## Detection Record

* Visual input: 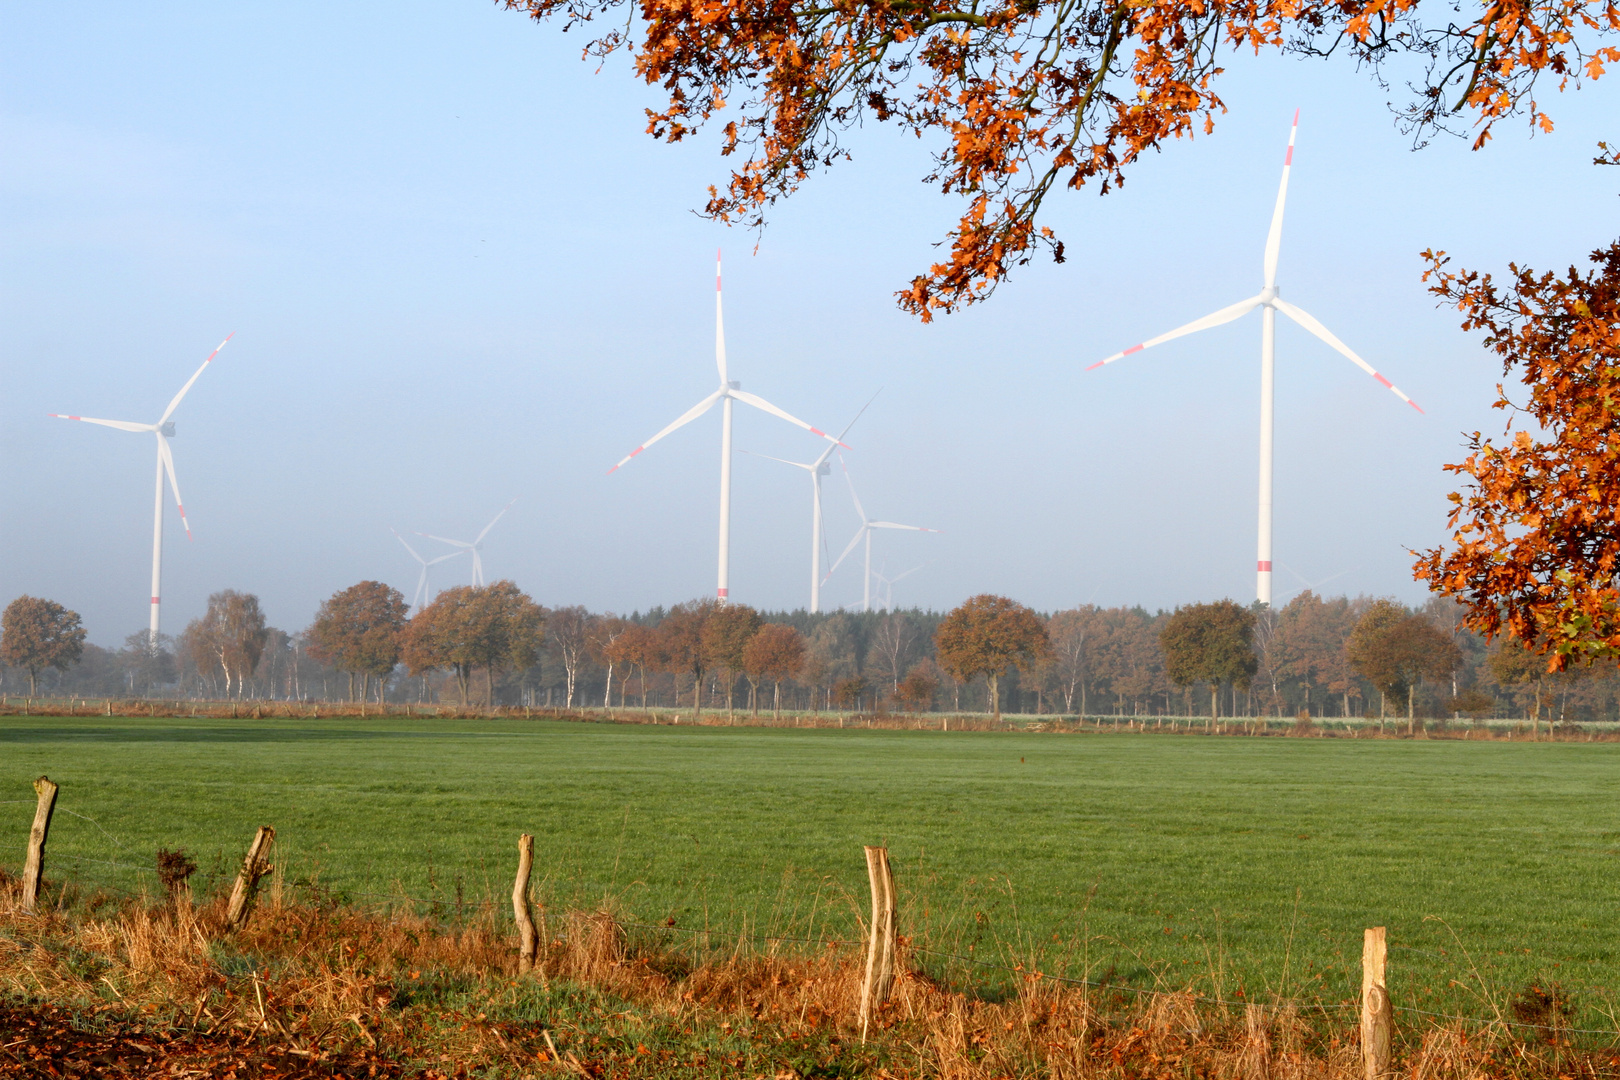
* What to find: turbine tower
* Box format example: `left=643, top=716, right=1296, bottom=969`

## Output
left=1087, top=111, right=1422, bottom=606
left=417, top=498, right=517, bottom=587
left=826, top=455, right=939, bottom=612
left=50, top=334, right=233, bottom=642
left=392, top=529, right=467, bottom=614
left=609, top=251, right=846, bottom=602
left=742, top=393, right=878, bottom=613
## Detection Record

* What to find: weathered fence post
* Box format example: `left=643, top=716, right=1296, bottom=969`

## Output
left=20, top=776, right=60, bottom=915
left=858, top=845, right=898, bottom=1039
left=1361, top=926, right=1391, bottom=1080
left=226, top=826, right=275, bottom=928
left=514, top=833, right=538, bottom=973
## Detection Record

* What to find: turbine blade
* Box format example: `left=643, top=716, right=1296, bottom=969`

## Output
left=49, top=414, right=154, bottom=433
left=870, top=521, right=938, bottom=532
left=156, top=437, right=191, bottom=540
left=159, top=332, right=233, bottom=424
left=1272, top=297, right=1424, bottom=413
left=1263, top=110, right=1299, bottom=289
left=739, top=449, right=812, bottom=469
left=608, top=388, right=725, bottom=473
left=428, top=551, right=466, bottom=566
left=838, top=453, right=868, bottom=524
left=816, top=389, right=880, bottom=465
left=392, top=528, right=427, bottom=565
left=476, top=496, right=518, bottom=543
left=732, top=389, right=851, bottom=447
left=826, top=526, right=866, bottom=580
left=715, top=249, right=728, bottom=386
left=1088, top=295, right=1263, bottom=370
left=416, top=532, right=473, bottom=548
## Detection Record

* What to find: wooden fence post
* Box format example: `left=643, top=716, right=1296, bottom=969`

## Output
left=858, top=845, right=898, bottom=1039
left=1361, top=926, right=1391, bottom=1080
left=514, top=833, right=538, bottom=973
left=20, top=776, right=60, bottom=915
left=226, top=826, right=276, bottom=928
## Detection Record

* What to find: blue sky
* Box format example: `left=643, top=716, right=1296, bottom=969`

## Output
left=2, top=3, right=1616, bottom=644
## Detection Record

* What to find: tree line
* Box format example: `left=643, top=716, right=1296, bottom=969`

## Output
left=2, top=586, right=1616, bottom=729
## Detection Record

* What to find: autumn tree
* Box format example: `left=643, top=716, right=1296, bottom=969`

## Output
left=1, top=596, right=86, bottom=695
left=403, top=582, right=545, bottom=706
left=1416, top=238, right=1620, bottom=668
left=119, top=631, right=176, bottom=696
left=306, top=581, right=408, bottom=706
left=1047, top=606, right=1099, bottom=714
left=504, top=0, right=1608, bottom=320
left=610, top=623, right=661, bottom=708
left=703, top=602, right=763, bottom=719
left=896, top=661, right=941, bottom=712
left=184, top=590, right=268, bottom=699
left=934, top=594, right=1051, bottom=722
left=659, top=599, right=717, bottom=716
left=548, top=605, right=590, bottom=709
left=742, top=622, right=806, bottom=718
left=1159, top=600, right=1257, bottom=722
left=1347, top=599, right=1462, bottom=731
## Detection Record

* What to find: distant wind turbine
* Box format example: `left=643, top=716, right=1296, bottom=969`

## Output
left=392, top=529, right=467, bottom=614
left=825, top=455, right=939, bottom=613
left=50, top=334, right=233, bottom=642
left=608, top=251, right=846, bottom=602
left=742, top=392, right=879, bottom=613
left=872, top=564, right=924, bottom=614
left=1086, top=110, right=1422, bottom=606
left=417, top=498, right=517, bottom=587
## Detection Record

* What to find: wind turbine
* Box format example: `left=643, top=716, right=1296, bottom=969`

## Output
left=741, top=393, right=879, bottom=613
left=392, top=529, right=467, bottom=614
left=825, top=455, right=939, bottom=612
left=1087, top=110, right=1422, bottom=606
left=416, top=498, right=517, bottom=587
left=872, top=564, right=924, bottom=613
left=50, top=334, right=233, bottom=643
left=608, top=251, right=846, bottom=602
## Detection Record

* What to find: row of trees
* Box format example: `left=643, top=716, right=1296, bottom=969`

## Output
left=4, top=587, right=1617, bottom=728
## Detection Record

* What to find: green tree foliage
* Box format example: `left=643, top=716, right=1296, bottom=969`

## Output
left=1, top=596, right=87, bottom=695
left=1347, top=599, right=1462, bottom=731
left=934, top=594, right=1051, bottom=722
left=1158, top=600, right=1258, bottom=721
left=403, top=582, right=546, bottom=706
left=307, top=581, right=409, bottom=706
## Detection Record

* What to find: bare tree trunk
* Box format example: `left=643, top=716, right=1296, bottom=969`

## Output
left=989, top=673, right=1000, bottom=723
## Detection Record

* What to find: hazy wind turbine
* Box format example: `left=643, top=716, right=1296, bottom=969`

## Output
left=741, top=393, right=878, bottom=613
left=392, top=529, right=467, bottom=614
left=608, top=251, right=847, bottom=602
left=417, top=498, right=517, bottom=587
left=873, top=564, right=923, bottom=613
left=826, top=455, right=939, bottom=612
left=50, top=334, right=233, bottom=642
left=1087, top=111, right=1422, bottom=606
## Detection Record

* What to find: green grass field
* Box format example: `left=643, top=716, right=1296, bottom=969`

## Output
left=2, top=715, right=1617, bottom=1026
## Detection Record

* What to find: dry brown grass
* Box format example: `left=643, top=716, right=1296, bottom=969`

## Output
left=2, top=881, right=1617, bottom=1079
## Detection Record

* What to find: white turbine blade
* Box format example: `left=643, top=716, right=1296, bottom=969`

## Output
left=715, top=249, right=728, bottom=386
left=739, top=449, right=813, bottom=470
left=156, top=437, right=192, bottom=540
left=393, top=528, right=428, bottom=565
left=1088, top=295, right=1264, bottom=370
left=427, top=551, right=466, bottom=567
left=871, top=521, right=939, bottom=533
left=838, top=453, right=868, bottom=524
left=826, top=526, right=867, bottom=580
left=159, top=332, right=233, bottom=424
left=732, top=389, right=850, bottom=447
left=1272, top=297, right=1424, bottom=413
left=891, top=565, right=924, bottom=584
left=608, top=388, right=725, bottom=473
left=49, top=414, right=154, bottom=433
left=416, top=532, right=473, bottom=549
left=476, top=497, right=518, bottom=544
left=815, top=390, right=881, bottom=467
left=1263, top=110, right=1299, bottom=290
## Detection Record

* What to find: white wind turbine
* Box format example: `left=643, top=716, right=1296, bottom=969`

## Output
left=825, top=455, right=939, bottom=613
left=392, top=529, right=468, bottom=614
left=417, top=498, right=517, bottom=587
left=609, top=251, right=846, bottom=602
left=741, top=393, right=879, bottom=613
left=1087, top=111, right=1423, bottom=606
left=873, top=564, right=924, bottom=613
left=50, top=334, right=233, bottom=643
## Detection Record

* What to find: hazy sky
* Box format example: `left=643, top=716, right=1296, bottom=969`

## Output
left=3, top=4, right=1616, bottom=645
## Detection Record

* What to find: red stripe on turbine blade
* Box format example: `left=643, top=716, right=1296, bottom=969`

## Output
left=1285, top=146, right=1293, bottom=166
left=629, top=446, right=644, bottom=457
left=1292, top=108, right=1299, bottom=124
left=1373, top=373, right=1392, bottom=388
left=1085, top=361, right=1106, bottom=371
left=1257, top=561, right=1272, bottom=572
left=1123, top=344, right=1145, bottom=355
left=1409, top=400, right=1426, bottom=414
left=809, top=427, right=827, bottom=437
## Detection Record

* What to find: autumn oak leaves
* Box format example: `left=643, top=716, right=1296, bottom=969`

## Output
left=504, top=0, right=1616, bottom=319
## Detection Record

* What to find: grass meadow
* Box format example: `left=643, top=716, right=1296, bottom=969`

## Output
left=2, top=714, right=1617, bottom=1027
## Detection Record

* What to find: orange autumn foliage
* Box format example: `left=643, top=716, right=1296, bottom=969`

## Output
left=504, top=0, right=1619, bottom=319
left=1414, top=239, right=1620, bottom=669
